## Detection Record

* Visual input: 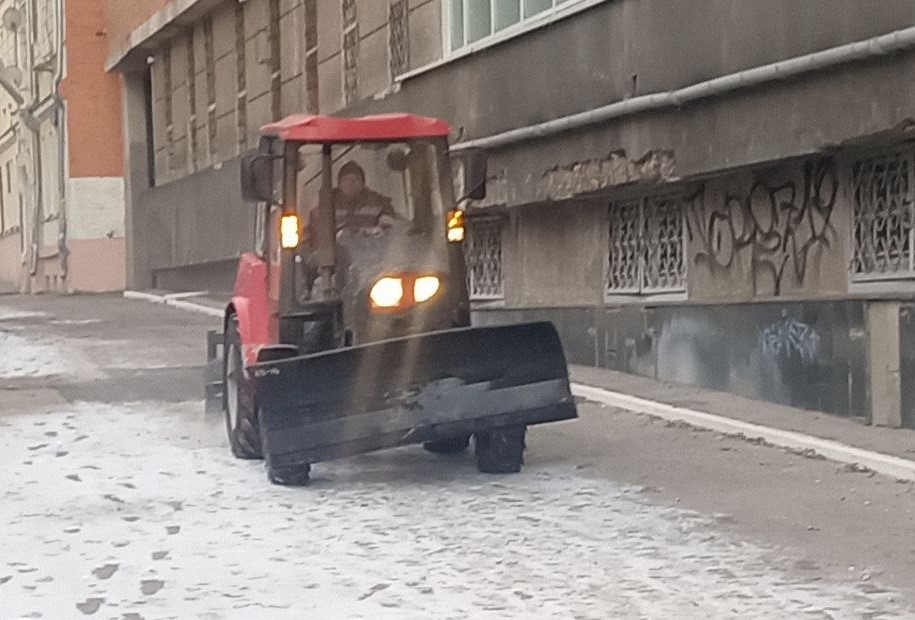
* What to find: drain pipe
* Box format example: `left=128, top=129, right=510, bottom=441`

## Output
left=51, top=0, right=67, bottom=278
left=451, top=25, right=915, bottom=153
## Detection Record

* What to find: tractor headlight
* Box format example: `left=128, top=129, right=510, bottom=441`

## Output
left=370, top=277, right=404, bottom=308
left=280, top=213, right=299, bottom=249
left=414, top=276, right=441, bottom=303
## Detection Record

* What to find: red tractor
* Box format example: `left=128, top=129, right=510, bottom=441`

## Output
left=207, top=113, right=576, bottom=485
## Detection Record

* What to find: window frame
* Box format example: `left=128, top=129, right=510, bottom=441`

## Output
left=433, top=0, right=608, bottom=72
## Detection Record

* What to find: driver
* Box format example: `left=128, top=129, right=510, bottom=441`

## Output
left=333, top=161, right=395, bottom=235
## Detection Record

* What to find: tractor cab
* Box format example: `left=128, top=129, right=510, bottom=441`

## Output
left=240, top=114, right=470, bottom=349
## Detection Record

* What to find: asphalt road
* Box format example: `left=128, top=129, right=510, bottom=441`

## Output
left=1, top=294, right=914, bottom=619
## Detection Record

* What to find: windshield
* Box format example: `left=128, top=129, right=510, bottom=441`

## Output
left=297, top=140, right=450, bottom=237
left=294, top=139, right=454, bottom=305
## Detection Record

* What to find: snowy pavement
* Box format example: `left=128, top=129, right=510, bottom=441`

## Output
left=1, top=299, right=914, bottom=619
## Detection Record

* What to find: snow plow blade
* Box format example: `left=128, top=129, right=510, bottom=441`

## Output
left=254, top=321, right=577, bottom=468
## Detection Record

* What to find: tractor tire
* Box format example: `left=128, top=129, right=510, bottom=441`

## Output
left=223, top=315, right=263, bottom=460
left=475, top=425, right=526, bottom=474
left=266, top=460, right=311, bottom=486
left=423, top=435, right=471, bottom=454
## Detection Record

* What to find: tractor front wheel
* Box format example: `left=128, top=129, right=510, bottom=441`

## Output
left=475, top=425, right=526, bottom=473
left=224, top=315, right=263, bottom=460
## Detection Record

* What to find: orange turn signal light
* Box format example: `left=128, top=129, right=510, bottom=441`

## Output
left=447, top=209, right=465, bottom=243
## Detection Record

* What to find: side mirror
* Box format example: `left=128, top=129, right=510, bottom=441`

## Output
left=240, top=154, right=276, bottom=203
left=453, top=149, right=487, bottom=202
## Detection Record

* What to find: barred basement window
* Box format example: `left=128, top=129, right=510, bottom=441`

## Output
left=852, top=149, right=915, bottom=280
left=606, top=194, right=686, bottom=295
left=304, top=0, right=319, bottom=113
left=235, top=2, right=248, bottom=151
left=465, top=216, right=504, bottom=300
left=389, top=0, right=409, bottom=80
left=204, top=17, right=217, bottom=162
left=342, top=0, right=359, bottom=105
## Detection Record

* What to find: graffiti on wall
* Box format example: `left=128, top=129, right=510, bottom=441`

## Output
left=759, top=315, right=821, bottom=363
left=686, top=159, right=838, bottom=296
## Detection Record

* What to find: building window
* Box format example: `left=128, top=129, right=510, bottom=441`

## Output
left=852, top=149, right=915, bottom=280
left=465, top=215, right=504, bottom=300
left=342, top=0, right=359, bottom=105
left=446, top=0, right=584, bottom=52
left=268, top=0, right=282, bottom=120
left=162, top=48, right=174, bottom=173
left=185, top=34, right=198, bottom=172
left=607, top=194, right=686, bottom=295
left=203, top=17, right=217, bottom=163
left=389, top=0, right=409, bottom=79
left=304, top=0, right=319, bottom=113
left=235, top=2, right=248, bottom=151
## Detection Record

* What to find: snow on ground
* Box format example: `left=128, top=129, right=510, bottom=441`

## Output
left=1, top=402, right=909, bottom=620
left=0, top=307, right=47, bottom=322
left=0, top=331, right=80, bottom=380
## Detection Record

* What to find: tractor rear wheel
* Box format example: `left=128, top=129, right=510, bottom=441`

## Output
left=224, top=315, right=263, bottom=460
left=423, top=435, right=471, bottom=454
left=475, top=426, right=526, bottom=473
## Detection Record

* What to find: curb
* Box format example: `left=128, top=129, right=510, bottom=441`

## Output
left=123, top=290, right=224, bottom=318
left=572, top=383, right=915, bottom=483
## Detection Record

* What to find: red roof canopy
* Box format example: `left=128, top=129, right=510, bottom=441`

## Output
left=260, top=113, right=451, bottom=143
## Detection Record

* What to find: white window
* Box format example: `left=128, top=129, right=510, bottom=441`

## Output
left=446, top=0, right=585, bottom=53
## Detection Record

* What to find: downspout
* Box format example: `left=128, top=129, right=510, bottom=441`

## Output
left=24, top=0, right=42, bottom=277
left=52, top=0, right=66, bottom=277
left=451, top=25, right=915, bottom=153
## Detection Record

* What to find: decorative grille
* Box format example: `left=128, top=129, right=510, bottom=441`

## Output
left=852, top=150, right=915, bottom=279
left=389, top=0, right=409, bottom=79
left=607, top=194, right=686, bottom=295
left=465, top=216, right=504, bottom=300
left=342, top=0, right=359, bottom=104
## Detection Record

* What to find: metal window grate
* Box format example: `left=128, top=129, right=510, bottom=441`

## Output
left=342, top=0, right=359, bottom=104
left=465, top=216, right=504, bottom=300
left=389, top=0, right=409, bottom=80
left=852, top=149, right=915, bottom=280
left=607, top=194, right=686, bottom=295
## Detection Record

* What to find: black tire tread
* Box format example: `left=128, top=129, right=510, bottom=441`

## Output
left=475, top=426, right=526, bottom=474
left=224, top=315, right=263, bottom=460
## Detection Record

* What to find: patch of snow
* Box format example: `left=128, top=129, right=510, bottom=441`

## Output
left=0, top=331, right=103, bottom=380
left=1, top=401, right=909, bottom=620
left=0, top=307, right=48, bottom=322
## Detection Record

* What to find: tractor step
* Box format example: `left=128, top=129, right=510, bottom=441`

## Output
left=204, top=330, right=224, bottom=415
